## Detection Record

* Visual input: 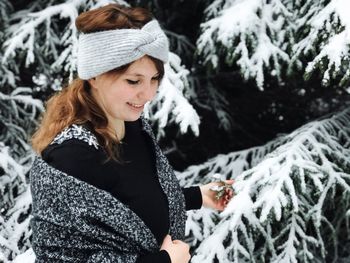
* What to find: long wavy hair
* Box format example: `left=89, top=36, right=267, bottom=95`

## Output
left=31, top=4, right=165, bottom=162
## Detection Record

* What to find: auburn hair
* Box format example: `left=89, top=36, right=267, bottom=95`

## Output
left=31, top=4, right=165, bottom=162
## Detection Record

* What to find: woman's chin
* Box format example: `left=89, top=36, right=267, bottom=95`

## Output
left=124, top=113, right=142, bottom=122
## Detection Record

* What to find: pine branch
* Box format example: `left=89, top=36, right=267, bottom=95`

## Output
left=197, top=0, right=350, bottom=89
left=180, top=107, right=350, bottom=262
left=144, top=52, right=200, bottom=138
left=197, top=0, right=292, bottom=90
left=293, top=0, right=350, bottom=87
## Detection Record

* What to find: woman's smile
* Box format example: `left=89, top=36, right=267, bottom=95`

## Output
left=127, top=102, right=145, bottom=110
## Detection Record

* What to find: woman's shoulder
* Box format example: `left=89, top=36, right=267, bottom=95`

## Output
left=42, top=124, right=103, bottom=166
left=41, top=128, right=106, bottom=182
left=43, top=137, right=98, bottom=158
left=50, top=123, right=99, bottom=149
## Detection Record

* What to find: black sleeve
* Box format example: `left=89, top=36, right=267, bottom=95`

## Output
left=182, top=186, right=202, bottom=210
left=136, top=250, right=171, bottom=263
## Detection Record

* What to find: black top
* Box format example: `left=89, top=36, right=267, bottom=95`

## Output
left=41, top=119, right=202, bottom=263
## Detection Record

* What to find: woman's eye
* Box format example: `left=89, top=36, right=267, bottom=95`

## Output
left=126, top=79, right=140, bottom=85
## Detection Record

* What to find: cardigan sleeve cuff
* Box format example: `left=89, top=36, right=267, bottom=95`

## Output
left=135, top=250, right=171, bottom=263
left=182, top=186, right=203, bottom=210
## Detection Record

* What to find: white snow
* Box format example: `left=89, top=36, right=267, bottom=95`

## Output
left=198, top=0, right=350, bottom=90
left=179, top=108, right=350, bottom=262
left=294, top=0, right=350, bottom=86
left=197, top=0, right=292, bottom=90
left=145, top=52, right=200, bottom=137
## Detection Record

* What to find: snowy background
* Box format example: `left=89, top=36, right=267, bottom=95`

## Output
left=1, top=0, right=350, bottom=262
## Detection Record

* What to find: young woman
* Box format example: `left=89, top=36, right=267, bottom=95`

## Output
left=29, top=4, right=234, bottom=263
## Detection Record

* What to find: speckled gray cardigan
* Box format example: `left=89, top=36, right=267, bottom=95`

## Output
left=29, top=117, right=187, bottom=262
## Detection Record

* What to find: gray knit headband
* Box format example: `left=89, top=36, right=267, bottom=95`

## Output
left=77, top=20, right=169, bottom=80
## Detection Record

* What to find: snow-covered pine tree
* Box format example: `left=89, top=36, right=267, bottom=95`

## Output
left=197, top=0, right=293, bottom=90
left=177, top=130, right=287, bottom=248
left=292, top=0, right=350, bottom=88
left=2, top=0, right=350, bottom=262
left=0, top=1, right=43, bottom=261
left=197, top=0, right=350, bottom=91
left=178, top=107, right=350, bottom=262
left=144, top=52, right=200, bottom=139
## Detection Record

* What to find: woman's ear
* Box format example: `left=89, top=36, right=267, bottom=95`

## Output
left=88, top=77, right=97, bottom=89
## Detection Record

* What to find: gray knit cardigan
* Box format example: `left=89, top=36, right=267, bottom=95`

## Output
left=29, top=117, right=187, bottom=262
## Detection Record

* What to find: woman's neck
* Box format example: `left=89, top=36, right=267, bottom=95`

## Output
left=109, top=118, right=125, bottom=142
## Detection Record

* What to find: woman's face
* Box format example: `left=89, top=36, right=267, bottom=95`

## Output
left=89, top=56, right=161, bottom=123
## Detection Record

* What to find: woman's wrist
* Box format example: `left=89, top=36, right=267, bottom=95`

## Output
left=182, top=186, right=203, bottom=210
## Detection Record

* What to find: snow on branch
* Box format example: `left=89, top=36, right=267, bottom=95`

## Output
left=0, top=88, right=44, bottom=120
left=0, top=188, right=32, bottom=262
left=0, top=144, right=26, bottom=191
left=179, top=107, right=350, bottom=262
left=0, top=142, right=37, bottom=262
left=293, top=0, right=350, bottom=87
left=197, top=0, right=350, bottom=89
left=0, top=87, right=43, bottom=151
left=0, top=0, right=12, bottom=27
left=1, top=0, right=126, bottom=78
left=177, top=131, right=286, bottom=246
left=11, top=248, right=35, bottom=263
left=2, top=0, right=85, bottom=74
left=0, top=143, right=30, bottom=261
left=197, top=0, right=291, bottom=90
left=177, top=134, right=286, bottom=187
left=144, top=52, right=200, bottom=138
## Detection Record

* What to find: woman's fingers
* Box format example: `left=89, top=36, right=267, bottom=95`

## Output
left=221, top=186, right=234, bottom=209
left=226, top=188, right=234, bottom=197
left=205, top=179, right=235, bottom=211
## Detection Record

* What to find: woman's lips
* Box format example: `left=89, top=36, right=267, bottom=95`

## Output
left=127, top=102, right=144, bottom=109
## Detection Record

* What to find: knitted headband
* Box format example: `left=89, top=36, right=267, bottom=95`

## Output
left=77, top=20, right=169, bottom=80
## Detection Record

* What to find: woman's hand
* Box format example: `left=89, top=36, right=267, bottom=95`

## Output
left=199, top=179, right=234, bottom=212
left=160, top=235, right=190, bottom=263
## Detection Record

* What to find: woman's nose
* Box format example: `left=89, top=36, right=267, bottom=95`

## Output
left=140, top=82, right=157, bottom=101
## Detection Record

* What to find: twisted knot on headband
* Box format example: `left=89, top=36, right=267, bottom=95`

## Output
left=77, top=20, right=169, bottom=80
